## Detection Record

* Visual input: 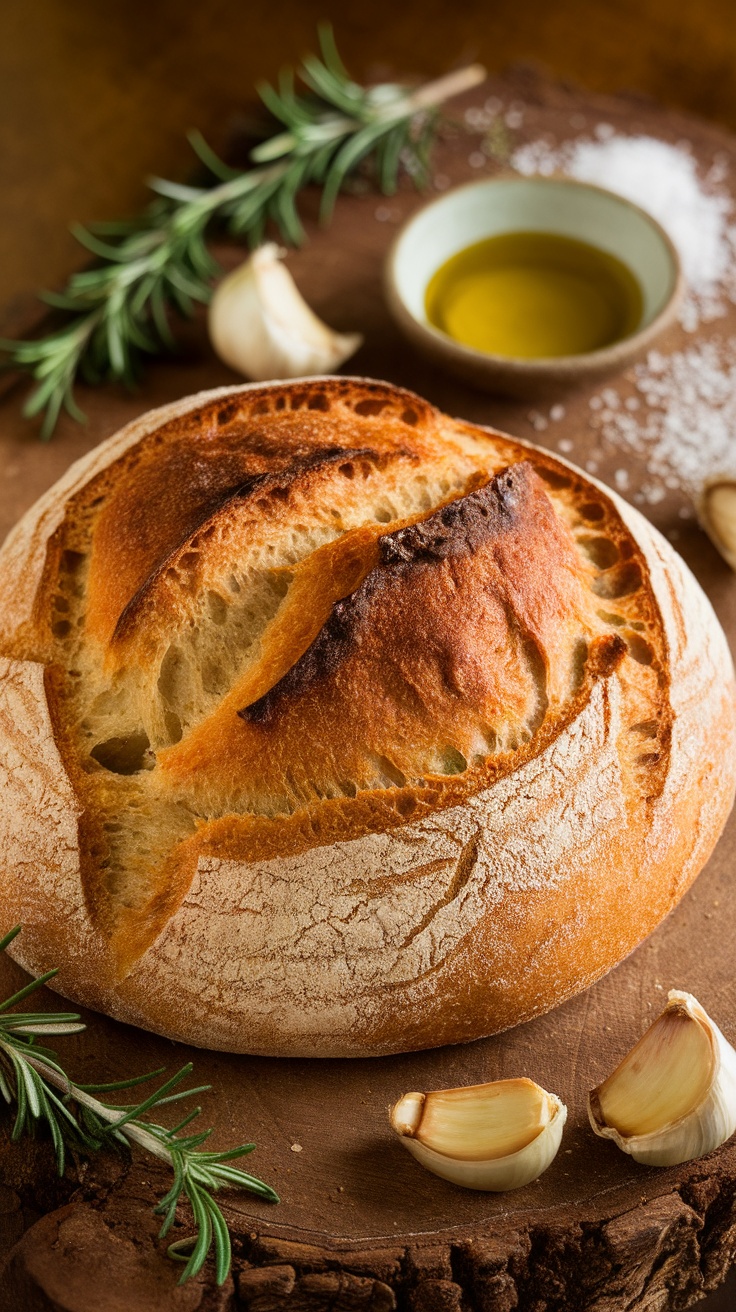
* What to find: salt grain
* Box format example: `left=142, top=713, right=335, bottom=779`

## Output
left=512, top=133, right=736, bottom=330
left=528, top=410, right=548, bottom=431
left=464, top=107, right=488, bottom=128
left=589, top=338, right=736, bottom=498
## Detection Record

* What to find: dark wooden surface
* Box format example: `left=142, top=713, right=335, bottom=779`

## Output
left=3, top=51, right=736, bottom=1312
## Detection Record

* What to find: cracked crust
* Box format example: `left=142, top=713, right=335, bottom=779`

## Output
left=0, top=377, right=734, bottom=1056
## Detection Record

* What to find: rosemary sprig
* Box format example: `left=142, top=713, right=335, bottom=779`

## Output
left=0, top=28, right=484, bottom=438
left=0, top=925, right=278, bottom=1285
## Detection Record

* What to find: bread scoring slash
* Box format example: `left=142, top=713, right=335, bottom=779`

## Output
left=0, top=377, right=733, bottom=1056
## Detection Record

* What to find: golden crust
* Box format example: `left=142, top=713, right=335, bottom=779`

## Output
left=159, top=463, right=602, bottom=808
left=0, top=377, right=734, bottom=1057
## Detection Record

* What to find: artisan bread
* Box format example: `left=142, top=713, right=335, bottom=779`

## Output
left=0, top=377, right=734, bottom=1057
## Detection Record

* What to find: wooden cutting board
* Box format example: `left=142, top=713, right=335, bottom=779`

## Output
left=1, top=69, right=736, bottom=1312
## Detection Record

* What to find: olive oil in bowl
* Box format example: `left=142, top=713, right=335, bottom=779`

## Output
left=425, top=231, right=643, bottom=360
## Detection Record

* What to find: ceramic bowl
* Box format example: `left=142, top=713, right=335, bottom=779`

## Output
left=385, top=176, right=683, bottom=397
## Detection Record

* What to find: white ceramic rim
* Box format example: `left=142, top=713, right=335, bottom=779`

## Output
left=385, top=175, right=683, bottom=372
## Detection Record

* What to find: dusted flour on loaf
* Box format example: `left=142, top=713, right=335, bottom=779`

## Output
left=0, top=378, right=733, bottom=1056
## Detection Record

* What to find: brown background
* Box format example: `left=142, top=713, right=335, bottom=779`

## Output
left=4, top=0, right=736, bottom=318
left=3, top=3, right=736, bottom=1309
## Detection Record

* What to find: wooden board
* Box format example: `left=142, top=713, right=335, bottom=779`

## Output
left=2, top=70, right=736, bottom=1311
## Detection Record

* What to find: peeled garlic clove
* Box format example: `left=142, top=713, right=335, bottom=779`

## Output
left=589, top=991, right=736, bottom=1167
left=208, top=243, right=363, bottom=381
left=698, top=480, right=736, bottom=572
left=390, top=1077, right=567, bottom=1191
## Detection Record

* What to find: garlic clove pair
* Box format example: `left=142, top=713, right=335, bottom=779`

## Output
left=589, top=991, right=736, bottom=1167
left=698, top=480, right=736, bottom=572
left=390, top=1077, right=567, bottom=1191
left=208, top=243, right=363, bottom=382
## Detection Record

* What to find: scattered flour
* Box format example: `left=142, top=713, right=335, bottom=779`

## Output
left=512, top=133, right=736, bottom=331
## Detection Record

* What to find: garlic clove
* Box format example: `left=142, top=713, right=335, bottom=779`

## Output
left=698, top=480, right=736, bottom=572
left=208, top=243, right=363, bottom=381
left=589, top=991, right=736, bottom=1167
left=390, top=1077, right=567, bottom=1191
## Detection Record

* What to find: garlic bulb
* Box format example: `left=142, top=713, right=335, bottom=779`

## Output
left=208, top=243, right=362, bottom=381
left=589, top=991, right=736, bottom=1167
left=698, top=480, right=736, bottom=572
left=390, top=1077, right=567, bottom=1191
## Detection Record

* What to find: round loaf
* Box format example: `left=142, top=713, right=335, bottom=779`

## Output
left=0, top=377, right=734, bottom=1057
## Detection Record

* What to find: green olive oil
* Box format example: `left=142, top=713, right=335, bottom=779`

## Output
left=425, top=231, right=643, bottom=359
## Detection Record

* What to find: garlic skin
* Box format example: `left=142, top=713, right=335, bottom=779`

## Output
left=208, top=243, right=362, bottom=382
left=589, top=991, right=736, bottom=1167
left=390, top=1077, right=567, bottom=1192
left=698, top=480, right=736, bottom=572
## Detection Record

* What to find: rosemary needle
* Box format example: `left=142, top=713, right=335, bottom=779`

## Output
left=0, top=27, right=485, bottom=438
left=0, top=924, right=278, bottom=1286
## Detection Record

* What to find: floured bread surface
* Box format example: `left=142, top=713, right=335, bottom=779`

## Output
left=0, top=377, right=734, bottom=1056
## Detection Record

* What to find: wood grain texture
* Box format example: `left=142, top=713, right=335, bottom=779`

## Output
left=2, top=68, right=736, bottom=1310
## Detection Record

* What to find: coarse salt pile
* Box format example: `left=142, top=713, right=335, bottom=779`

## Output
left=512, top=131, right=736, bottom=332
left=587, top=340, right=736, bottom=503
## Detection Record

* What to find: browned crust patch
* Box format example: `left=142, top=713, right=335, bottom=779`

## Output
left=0, top=378, right=678, bottom=994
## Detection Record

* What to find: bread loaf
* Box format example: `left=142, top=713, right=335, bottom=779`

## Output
left=0, top=377, right=733, bottom=1057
